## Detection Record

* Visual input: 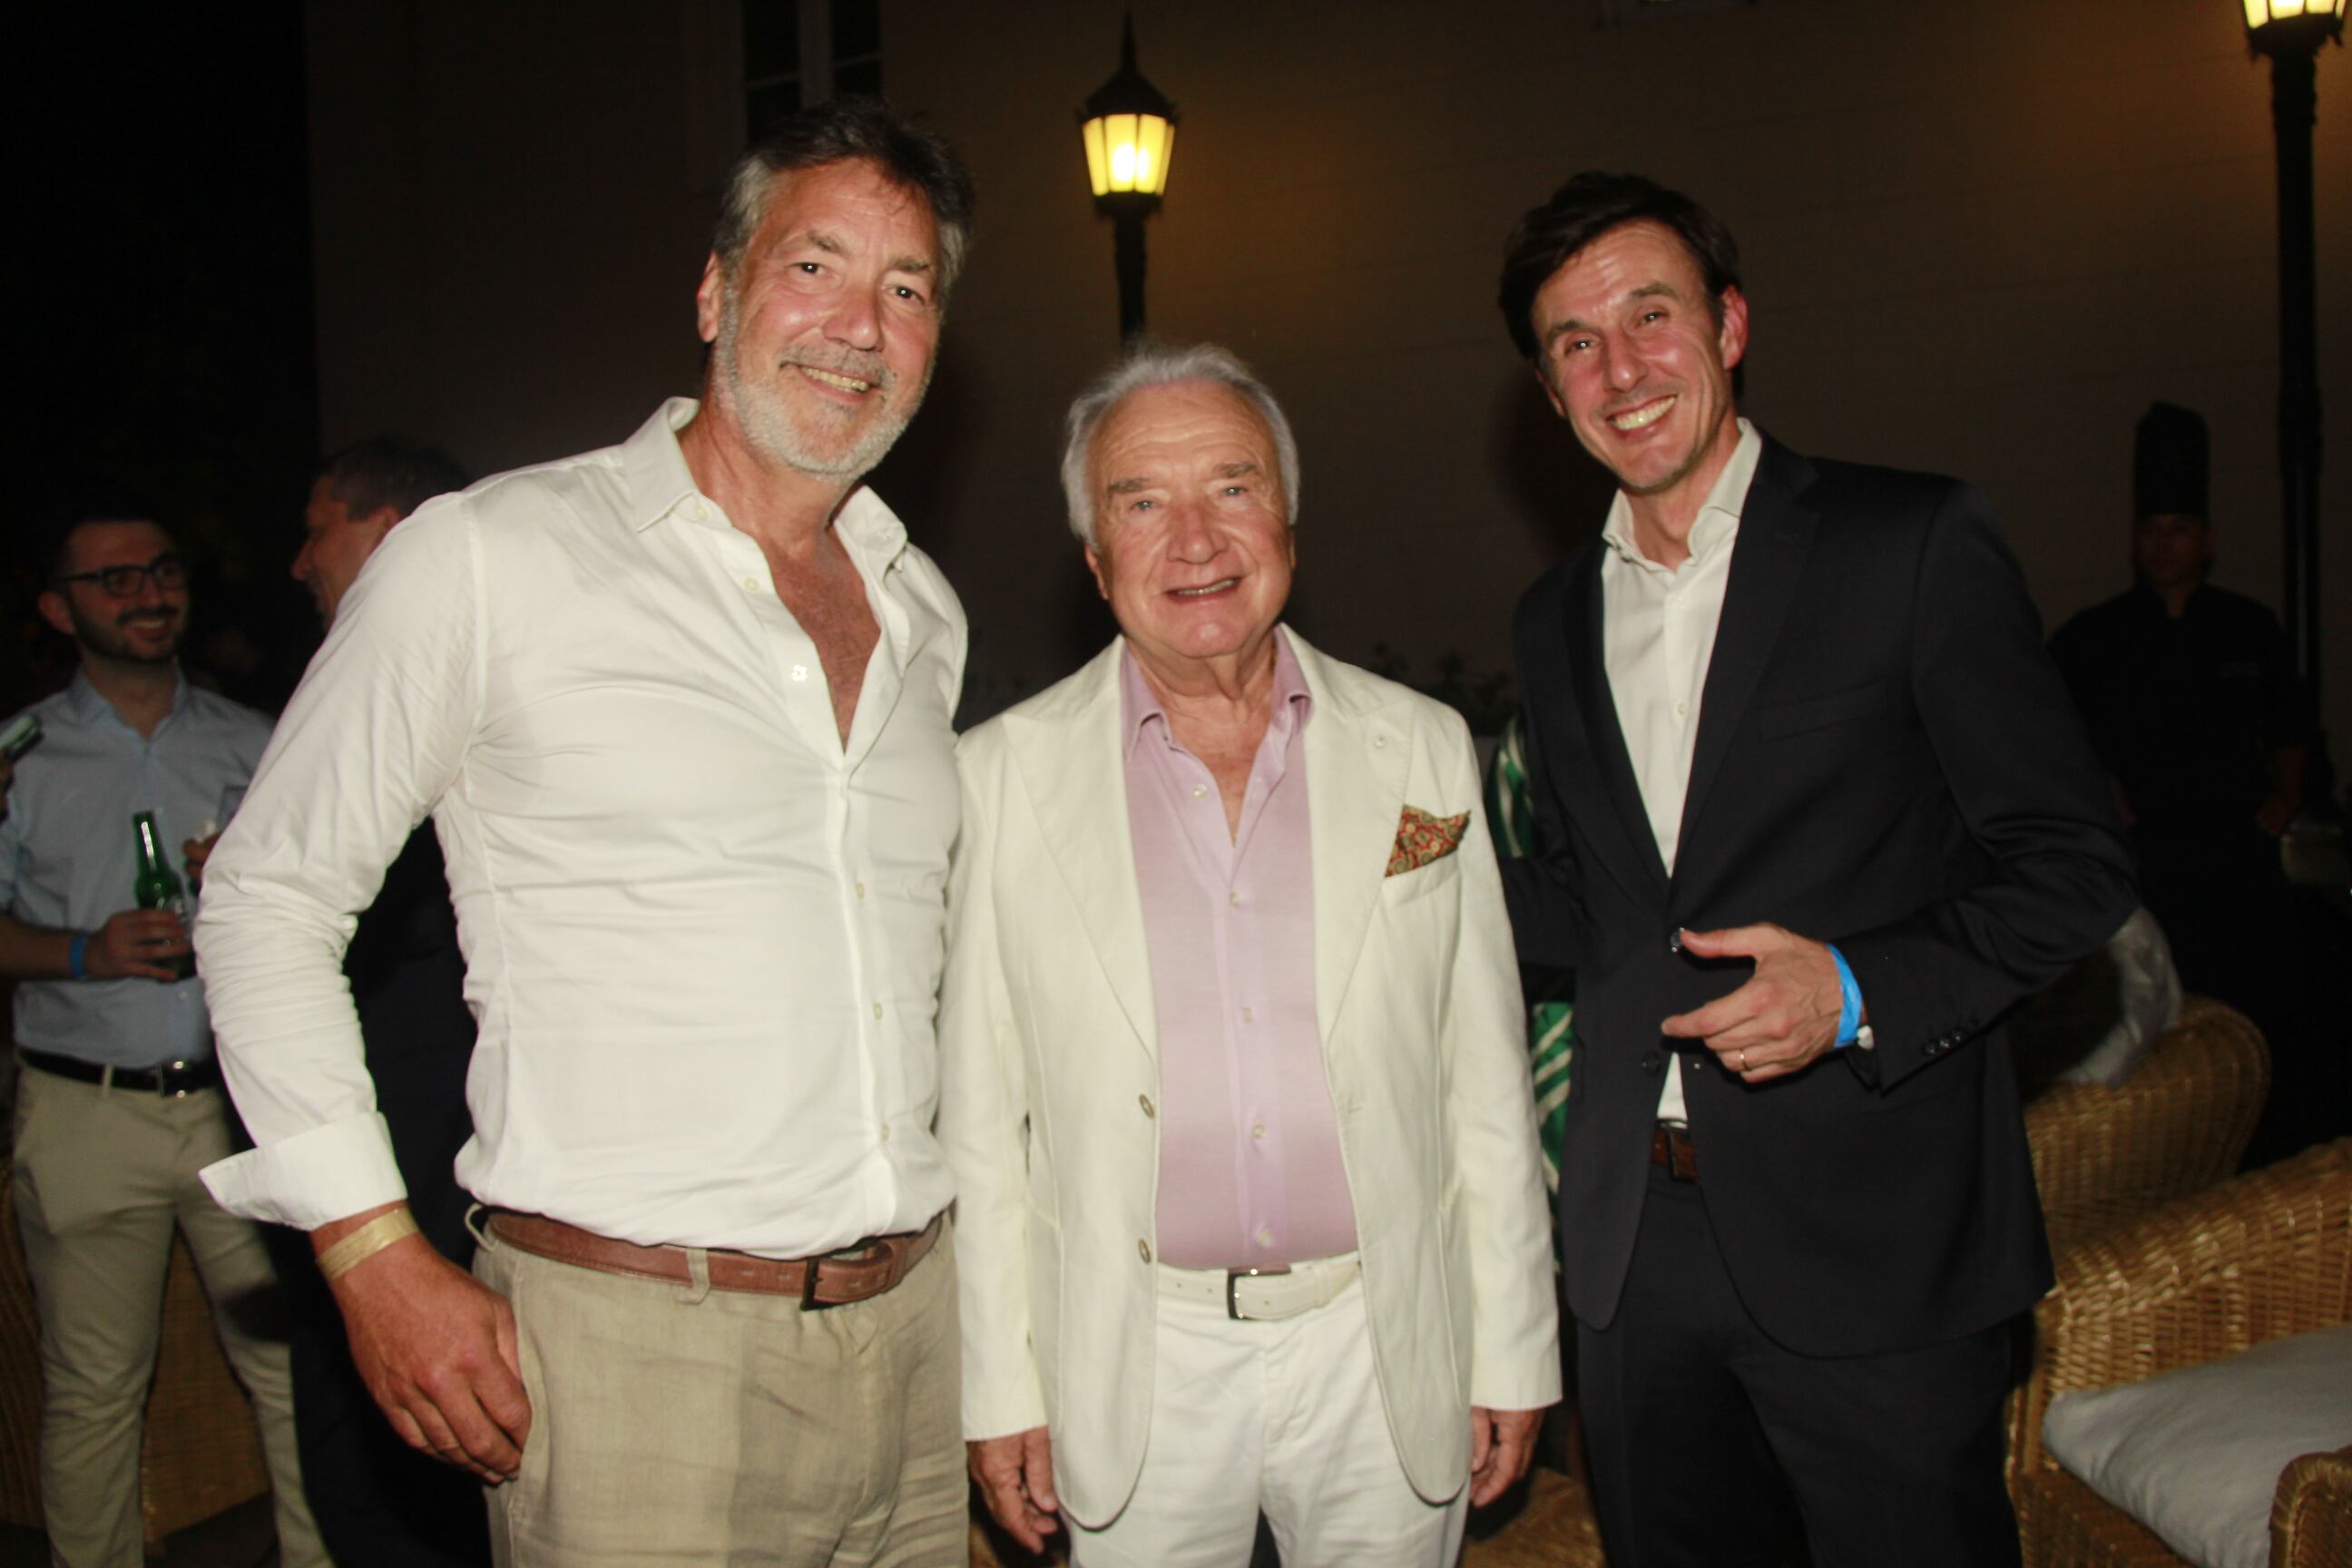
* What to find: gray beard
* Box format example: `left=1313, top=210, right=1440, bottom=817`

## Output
left=714, top=282, right=928, bottom=481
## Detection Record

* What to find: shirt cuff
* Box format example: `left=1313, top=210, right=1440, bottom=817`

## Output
left=1827, top=944, right=1866, bottom=1049
left=199, top=1112, right=409, bottom=1230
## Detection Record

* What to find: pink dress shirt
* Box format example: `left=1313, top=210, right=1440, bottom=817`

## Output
left=1121, top=632, right=1359, bottom=1269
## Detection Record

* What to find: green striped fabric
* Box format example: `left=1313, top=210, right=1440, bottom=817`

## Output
left=1484, top=713, right=1574, bottom=1196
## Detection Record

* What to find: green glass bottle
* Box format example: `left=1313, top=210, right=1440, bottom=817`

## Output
left=131, top=812, right=195, bottom=980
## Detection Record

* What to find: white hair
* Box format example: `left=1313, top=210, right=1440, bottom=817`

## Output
left=1058, top=341, right=1301, bottom=546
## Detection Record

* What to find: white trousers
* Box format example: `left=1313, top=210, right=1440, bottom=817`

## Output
left=1071, top=1272, right=1466, bottom=1568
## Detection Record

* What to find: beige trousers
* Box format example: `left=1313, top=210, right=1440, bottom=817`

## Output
left=10, top=1065, right=325, bottom=1568
left=475, top=1220, right=964, bottom=1567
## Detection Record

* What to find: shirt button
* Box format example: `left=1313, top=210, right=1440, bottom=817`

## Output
left=1241, top=1006, right=1255, bottom=1024
left=791, top=664, right=809, bottom=682
left=1192, top=785, right=1208, bottom=799
left=1254, top=1226, right=1274, bottom=1249
left=878, top=1122, right=891, bottom=1142
left=1372, top=735, right=1387, bottom=750
left=741, top=574, right=760, bottom=591
left=1137, top=1240, right=1152, bottom=1264
left=1138, top=1093, right=1156, bottom=1119
left=1228, top=892, right=1241, bottom=907
left=1674, top=701, right=1689, bottom=718
left=855, top=881, right=867, bottom=900
left=872, top=1003, right=884, bottom=1020
left=1250, top=1122, right=1267, bottom=1142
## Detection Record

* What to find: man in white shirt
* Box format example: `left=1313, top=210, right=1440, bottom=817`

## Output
left=1493, top=173, right=2134, bottom=1566
left=195, top=97, right=978, bottom=1566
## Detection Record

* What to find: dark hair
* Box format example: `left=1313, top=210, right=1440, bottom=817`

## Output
left=1496, top=172, right=1742, bottom=361
left=711, top=95, right=977, bottom=298
left=318, top=436, right=472, bottom=522
left=44, top=500, right=171, bottom=583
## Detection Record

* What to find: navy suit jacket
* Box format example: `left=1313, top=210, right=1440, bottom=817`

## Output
left=1505, top=437, right=2135, bottom=1357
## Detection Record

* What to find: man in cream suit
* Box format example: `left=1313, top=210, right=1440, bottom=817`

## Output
left=939, top=343, right=1559, bottom=1568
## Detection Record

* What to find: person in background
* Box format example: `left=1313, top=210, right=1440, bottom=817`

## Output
left=0, top=509, right=324, bottom=1568
left=943, top=342, right=1558, bottom=1568
left=274, top=436, right=491, bottom=1567
left=193, top=96, right=978, bottom=1566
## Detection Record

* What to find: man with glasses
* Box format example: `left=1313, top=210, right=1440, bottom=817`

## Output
left=0, top=513, right=324, bottom=1567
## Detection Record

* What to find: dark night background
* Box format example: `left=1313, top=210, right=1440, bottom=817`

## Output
left=15, top=11, right=320, bottom=716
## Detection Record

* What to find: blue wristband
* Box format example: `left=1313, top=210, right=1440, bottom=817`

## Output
left=66, top=931, right=90, bottom=982
left=1827, top=944, right=1862, bottom=1047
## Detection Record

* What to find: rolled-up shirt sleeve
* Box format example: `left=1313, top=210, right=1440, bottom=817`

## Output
left=197, top=497, right=484, bottom=1230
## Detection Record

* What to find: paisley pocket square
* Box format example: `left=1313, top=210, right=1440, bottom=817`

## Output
left=1387, top=806, right=1471, bottom=877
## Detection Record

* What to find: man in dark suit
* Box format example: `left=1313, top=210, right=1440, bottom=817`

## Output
left=1493, top=173, right=2136, bottom=1568
left=274, top=437, right=488, bottom=1566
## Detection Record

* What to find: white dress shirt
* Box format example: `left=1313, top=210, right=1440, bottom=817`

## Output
left=1600, top=418, right=1762, bottom=1122
left=198, top=399, right=967, bottom=1257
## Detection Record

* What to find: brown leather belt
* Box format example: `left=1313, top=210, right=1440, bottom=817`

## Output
left=485, top=1210, right=940, bottom=1310
left=1651, top=1122, right=1699, bottom=1183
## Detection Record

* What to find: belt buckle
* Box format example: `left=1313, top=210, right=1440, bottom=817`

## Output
left=1225, top=1264, right=1291, bottom=1321
left=799, top=1235, right=886, bottom=1312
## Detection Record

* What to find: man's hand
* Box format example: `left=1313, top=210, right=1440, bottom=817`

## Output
left=318, top=1203, right=532, bottom=1483
left=181, top=830, right=221, bottom=890
left=1663, top=924, right=1847, bottom=1083
left=1469, top=1406, right=1544, bottom=1507
left=86, top=908, right=191, bottom=982
left=968, top=1426, right=1060, bottom=1553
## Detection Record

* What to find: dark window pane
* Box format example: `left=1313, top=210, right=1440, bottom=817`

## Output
left=831, top=0, right=880, bottom=61
left=744, top=2, right=801, bottom=77
left=747, top=78, right=804, bottom=140
left=833, top=56, right=881, bottom=97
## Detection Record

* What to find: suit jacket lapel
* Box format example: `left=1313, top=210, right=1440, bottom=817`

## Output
left=1002, top=643, right=1160, bottom=1060
left=1674, top=440, right=1819, bottom=876
left=1555, top=545, right=1671, bottom=897
left=1291, top=633, right=1412, bottom=1050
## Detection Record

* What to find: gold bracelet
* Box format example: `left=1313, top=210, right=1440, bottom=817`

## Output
left=318, top=1209, right=421, bottom=1282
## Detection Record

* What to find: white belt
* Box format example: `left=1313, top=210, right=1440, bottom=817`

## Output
left=1156, top=1251, right=1362, bottom=1321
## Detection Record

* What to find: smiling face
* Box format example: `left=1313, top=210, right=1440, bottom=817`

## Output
left=696, top=157, right=943, bottom=480
left=1083, top=380, right=1296, bottom=678
left=1530, top=219, right=1749, bottom=531
left=40, top=519, right=188, bottom=669
left=292, top=476, right=397, bottom=626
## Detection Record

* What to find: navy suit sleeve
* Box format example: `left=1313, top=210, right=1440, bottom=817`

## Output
left=1836, top=485, right=2136, bottom=1089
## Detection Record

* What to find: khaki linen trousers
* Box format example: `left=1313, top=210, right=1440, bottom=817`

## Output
left=475, top=1220, right=963, bottom=1567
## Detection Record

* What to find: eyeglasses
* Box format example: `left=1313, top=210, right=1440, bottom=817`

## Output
left=53, top=554, right=189, bottom=598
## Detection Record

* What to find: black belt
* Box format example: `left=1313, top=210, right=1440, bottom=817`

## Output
left=20, top=1049, right=220, bottom=1098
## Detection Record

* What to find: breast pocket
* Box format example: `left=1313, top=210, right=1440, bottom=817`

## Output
left=1382, top=852, right=1464, bottom=908
left=1757, top=681, right=1886, bottom=742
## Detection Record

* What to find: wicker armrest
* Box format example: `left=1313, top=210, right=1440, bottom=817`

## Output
left=2274, top=1446, right=2352, bottom=1568
left=2009, top=1140, right=2352, bottom=1481
left=2025, top=996, right=2269, bottom=1240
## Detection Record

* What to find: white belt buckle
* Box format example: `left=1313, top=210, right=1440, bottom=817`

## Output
left=1226, top=1264, right=1293, bottom=1320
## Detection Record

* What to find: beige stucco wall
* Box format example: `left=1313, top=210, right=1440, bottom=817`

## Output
left=308, top=0, right=2352, bottom=748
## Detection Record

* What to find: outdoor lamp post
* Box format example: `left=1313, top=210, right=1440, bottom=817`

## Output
left=2240, top=0, right=2345, bottom=709
left=1080, top=15, right=1178, bottom=342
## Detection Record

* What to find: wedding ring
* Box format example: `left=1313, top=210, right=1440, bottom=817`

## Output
left=1738, top=1048, right=1749, bottom=1071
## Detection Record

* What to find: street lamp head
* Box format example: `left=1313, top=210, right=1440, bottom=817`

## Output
left=1080, top=15, right=1179, bottom=211
left=2242, top=0, right=2347, bottom=57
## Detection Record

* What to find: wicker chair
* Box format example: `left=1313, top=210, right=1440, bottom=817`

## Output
left=0, top=1168, right=273, bottom=1545
left=2009, top=1140, right=2352, bottom=1568
left=2023, top=995, right=2269, bottom=1251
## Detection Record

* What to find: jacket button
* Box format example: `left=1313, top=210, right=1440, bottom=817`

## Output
left=1667, top=928, right=1684, bottom=954
left=1640, top=1050, right=1662, bottom=1075
left=1689, top=1054, right=1706, bottom=1072
left=1137, top=1240, right=1152, bottom=1264
left=1138, top=1093, right=1156, bottom=1118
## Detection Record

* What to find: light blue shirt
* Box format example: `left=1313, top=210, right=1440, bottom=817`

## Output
left=1, top=671, right=271, bottom=1068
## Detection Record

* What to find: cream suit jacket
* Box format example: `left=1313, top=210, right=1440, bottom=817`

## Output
left=938, top=631, right=1560, bottom=1529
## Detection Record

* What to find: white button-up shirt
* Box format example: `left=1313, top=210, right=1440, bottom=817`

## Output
left=198, top=399, right=966, bottom=1258
left=1598, top=417, right=1762, bottom=1122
